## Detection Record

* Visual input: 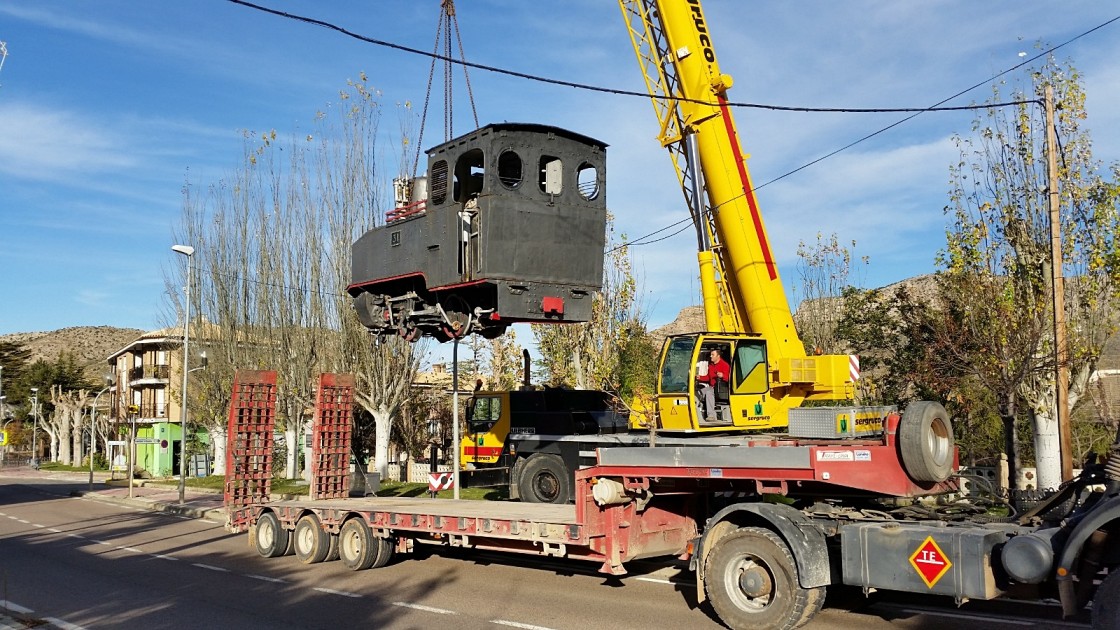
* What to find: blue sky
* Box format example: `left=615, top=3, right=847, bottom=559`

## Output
left=2, top=1, right=1118, bottom=347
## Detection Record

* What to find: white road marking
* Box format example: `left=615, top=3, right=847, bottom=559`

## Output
left=192, top=563, right=230, bottom=573
left=45, top=616, right=87, bottom=630
left=15, top=519, right=28, bottom=524
left=6, top=516, right=17, bottom=520
left=67, top=533, right=84, bottom=539
left=897, top=608, right=1037, bottom=626
left=247, top=574, right=286, bottom=584
left=152, top=554, right=178, bottom=561
left=116, top=546, right=142, bottom=553
left=32, top=523, right=45, bottom=528
left=313, top=587, right=362, bottom=598
left=491, top=621, right=558, bottom=630
left=392, top=601, right=457, bottom=615
left=634, top=577, right=673, bottom=584
left=48, top=528, right=62, bottom=533
left=92, top=540, right=111, bottom=546
left=0, top=600, right=32, bottom=613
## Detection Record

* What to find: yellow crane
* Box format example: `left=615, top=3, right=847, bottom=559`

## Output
left=620, top=0, right=854, bottom=432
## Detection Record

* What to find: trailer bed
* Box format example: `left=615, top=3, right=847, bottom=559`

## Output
left=266, top=496, right=578, bottom=524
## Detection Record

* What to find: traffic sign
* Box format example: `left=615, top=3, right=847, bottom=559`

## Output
left=0, top=430, right=7, bottom=446
left=428, top=472, right=454, bottom=493
left=909, top=535, right=952, bottom=588
left=135, top=438, right=159, bottom=444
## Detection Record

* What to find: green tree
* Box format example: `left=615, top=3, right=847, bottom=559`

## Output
left=938, top=55, right=1120, bottom=489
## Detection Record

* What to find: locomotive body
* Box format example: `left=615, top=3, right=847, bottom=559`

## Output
left=349, top=123, right=607, bottom=341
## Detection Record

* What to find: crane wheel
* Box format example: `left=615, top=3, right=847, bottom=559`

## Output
left=517, top=454, right=572, bottom=504
left=899, top=401, right=954, bottom=483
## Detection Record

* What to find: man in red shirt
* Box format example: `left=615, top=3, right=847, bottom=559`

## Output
left=697, top=348, right=730, bottom=422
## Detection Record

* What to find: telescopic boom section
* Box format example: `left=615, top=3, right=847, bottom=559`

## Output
left=619, top=0, right=801, bottom=359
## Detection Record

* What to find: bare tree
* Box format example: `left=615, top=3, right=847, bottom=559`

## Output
left=533, top=217, right=643, bottom=389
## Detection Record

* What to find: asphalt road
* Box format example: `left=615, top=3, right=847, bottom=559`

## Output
left=0, top=476, right=1094, bottom=630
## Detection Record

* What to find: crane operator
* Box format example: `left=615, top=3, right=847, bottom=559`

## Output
left=697, top=347, right=730, bottom=422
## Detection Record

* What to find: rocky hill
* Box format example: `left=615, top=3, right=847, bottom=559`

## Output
left=0, top=326, right=145, bottom=380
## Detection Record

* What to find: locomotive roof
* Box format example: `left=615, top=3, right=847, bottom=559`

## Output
left=427, top=122, right=608, bottom=154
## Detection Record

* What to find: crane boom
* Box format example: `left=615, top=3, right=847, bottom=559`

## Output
left=620, top=0, right=852, bottom=432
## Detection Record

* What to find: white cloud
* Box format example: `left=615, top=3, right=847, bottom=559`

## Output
left=0, top=102, right=136, bottom=179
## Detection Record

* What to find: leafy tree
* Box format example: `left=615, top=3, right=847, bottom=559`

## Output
left=938, top=55, right=1120, bottom=489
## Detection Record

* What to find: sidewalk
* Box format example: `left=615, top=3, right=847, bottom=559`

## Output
left=76, top=481, right=229, bottom=522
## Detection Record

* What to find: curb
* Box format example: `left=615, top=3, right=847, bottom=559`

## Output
left=72, top=490, right=228, bottom=523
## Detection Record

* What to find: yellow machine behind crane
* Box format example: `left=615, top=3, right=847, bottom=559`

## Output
left=619, top=0, right=854, bottom=433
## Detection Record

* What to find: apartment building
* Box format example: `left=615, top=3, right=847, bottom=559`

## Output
left=106, top=326, right=187, bottom=477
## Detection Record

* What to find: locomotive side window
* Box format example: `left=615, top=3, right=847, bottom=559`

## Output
left=539, top=155, right=563, bottom=195
left=454, top=148, right=485, bottom=202
left=576, top=162, right=599, bottom=200
left=498, top=150, right=523, bottom=189
left=431, top=160, right=449, bottom=205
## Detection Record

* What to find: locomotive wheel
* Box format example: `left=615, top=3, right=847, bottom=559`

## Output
left=704, top=527, right=821, bottom=630
left=293, top=514, right=331, bottom=564
left=338, top=518, right=377, bottom=571
left=899, top=401, right=954, bottom=483
left=440, top=295, right=472, bottom=339
left=253, top=512, right=289, bottom=558
left=517, top=454, right=571, bottom=504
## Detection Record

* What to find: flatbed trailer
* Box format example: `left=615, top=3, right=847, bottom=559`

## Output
left=225, top=372, right=1120, bottom=630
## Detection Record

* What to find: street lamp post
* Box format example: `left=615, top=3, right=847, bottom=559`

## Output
left=172, top=244, right=195, bottom=505
left=30, top=387, right=38, bottom=469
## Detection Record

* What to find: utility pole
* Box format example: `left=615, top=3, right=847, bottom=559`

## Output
left=1045, top=85, right=1073, bottom=482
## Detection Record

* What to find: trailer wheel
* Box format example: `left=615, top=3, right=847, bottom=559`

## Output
left=518, top=454, right=571, bottom=504
left=1093, top=568, right=1120, bottom=630
left=293, top=514, right=331, bottom=564
left=704, top=527, right=821, bottom=630
left=326, top=534, right=340, bottom=562
left=899, top=401, right=954, bottom=483
left=253, top=512, right=289, bottom=558
left=371, top=536, right=394, bottom=569
left=339, top=518, right=377, bottom=571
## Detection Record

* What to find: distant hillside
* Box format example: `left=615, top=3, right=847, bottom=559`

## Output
left=0, top=326, right=145, bottom=381
left=650, top=274, right=941, bottom=346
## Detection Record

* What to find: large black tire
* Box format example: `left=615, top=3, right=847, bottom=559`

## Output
left=253, top=512, right=289, bottom=558
left=293, top=514, right=331, bottom=564
left=370, top=536, right=394, bottom=569
left=1093, top=568, right=1120, bottom=630
left=704, top=527, right=822, bottom=630
left=899, top=401, right=954, bottom=483
left=517, top=454, right=572, bottom=504
left=338, top=518, right=378, bottom=571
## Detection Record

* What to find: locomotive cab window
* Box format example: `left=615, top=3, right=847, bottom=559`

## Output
left=454, top=149, right=485, bottom=203
left=431, top=160, right=449, bottom=205
left=539, top=155, right=563, bottom=195
left=576, top=162, right=599, bottom=200
left=498, top=150, right=523, bottom=189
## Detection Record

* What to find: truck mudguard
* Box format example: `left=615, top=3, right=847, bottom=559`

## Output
left=696, top=502, right=830, bottom=589
left=1054, top=493, right=1120, bottom=614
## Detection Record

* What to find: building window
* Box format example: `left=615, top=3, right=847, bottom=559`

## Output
left=430, top=160, right=449, bottom=205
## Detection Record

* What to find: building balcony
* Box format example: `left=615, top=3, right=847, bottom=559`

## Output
left=128, top=365, right=170, bottom=385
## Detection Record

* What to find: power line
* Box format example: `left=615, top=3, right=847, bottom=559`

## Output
left=224, top=1, right=1119, bottom=251
left=224, top=0, right=1073, bottom=114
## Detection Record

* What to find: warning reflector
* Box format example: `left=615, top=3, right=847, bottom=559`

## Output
left=428, top=472, right=455, bottom=493
left=849, top=354, right=860, bottom=381
left=909, top=535, right=952, bottom=588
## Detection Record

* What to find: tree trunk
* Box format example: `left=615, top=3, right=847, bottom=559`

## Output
left=211, top=426, right=228, bottom=476
left=372, top=405, right=391, bottom=478
left=284, top=426, right=298, bottom=479
left=1031, top=408, right=1062, bottom=491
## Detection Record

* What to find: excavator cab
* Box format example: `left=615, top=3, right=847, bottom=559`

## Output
left=651, top=333, right=782, bottom=432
